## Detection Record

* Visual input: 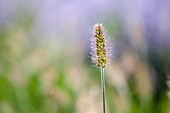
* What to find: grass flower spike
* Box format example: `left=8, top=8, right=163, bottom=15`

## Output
left=91, top=24, right=112, bottom=68
left=90, top=23, right=112, bottom=113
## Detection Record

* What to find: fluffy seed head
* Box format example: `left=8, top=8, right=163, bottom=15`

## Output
left=90, top=24, right=112, bottom=68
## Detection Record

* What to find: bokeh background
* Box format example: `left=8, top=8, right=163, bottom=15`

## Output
left=0, top=0, right=170, bottom=113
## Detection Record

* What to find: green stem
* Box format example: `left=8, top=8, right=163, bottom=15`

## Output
left=101, top=67, right=106, bottom=113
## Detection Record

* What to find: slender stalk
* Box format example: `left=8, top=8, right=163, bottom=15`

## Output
left=169, top=100, right=170, bottom=113
left=101, top=67, right=106, bottom=113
